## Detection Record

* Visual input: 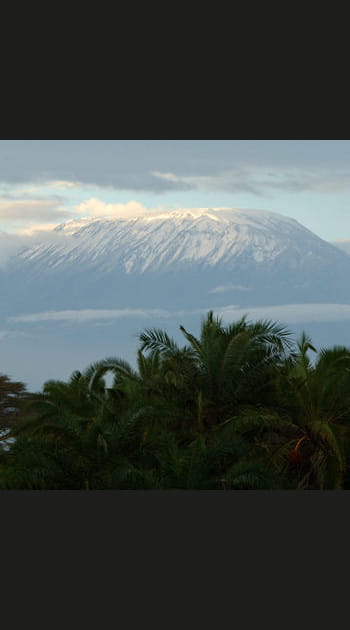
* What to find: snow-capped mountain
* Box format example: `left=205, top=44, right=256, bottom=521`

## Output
left=2, top=207, right=350, bottom=318
left=2, top=207, right=350, bottom=390
left=16, top=207, right=347, bottom=275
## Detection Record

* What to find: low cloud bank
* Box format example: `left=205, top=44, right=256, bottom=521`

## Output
left=214, top=303, right=350, bottom=324
left=8, top=303, right=350, bottom=326
left=209, top=284, right=251, bottom=294
left=9, top=308, right=173, bottom=324
left=73, top=199, right=149, bottom=219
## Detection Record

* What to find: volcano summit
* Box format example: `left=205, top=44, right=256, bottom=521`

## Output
left=2, top=207, right=350, bottom=389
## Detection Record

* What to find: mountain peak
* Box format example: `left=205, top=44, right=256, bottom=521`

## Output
left=54, top=206, right=299, bottom=231
left=18, top=206, right=346, bottom=275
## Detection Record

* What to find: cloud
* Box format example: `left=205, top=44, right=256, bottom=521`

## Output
left=73, top=199, right=149, bottom=219
left=2, top=140, right=350, bottom=196
left=0, top=198, right=75, bottom=265
left=151, top=171, right=179, bottom=182
left=0, top=329, right=31, bottom=342
left=7, top=185, right=42, bottom=195
left=153, top=167, right=350, bottom=197
left=9, top=303, right=350, bottom=327
left=0, top=200, right=196, bottom=263
left=209, top=284, right=252, bottom=294
left=212, top=303, right=350, bottom=324
left=8, top=308, right=173, bottom=324
left=0, top=197, right=155, bottom=238
left=13, top=223, right=67, bottom=236
left=0, top=141, right=199, bottom=192
left=49, top=180, right=81, bottom=190
left=0, top=199, right=71, bottom=225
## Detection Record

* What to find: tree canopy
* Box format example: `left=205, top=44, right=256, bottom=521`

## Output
left=2, top=312, right=350, bottom=490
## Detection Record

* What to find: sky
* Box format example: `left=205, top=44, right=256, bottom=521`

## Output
left=2, top=139, right=350, bottom=389
left=1, top=139, right=350, bottom=244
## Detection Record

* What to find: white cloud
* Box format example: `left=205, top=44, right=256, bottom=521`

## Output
left=9, top=308, right=172, bottom=324
left=0, top=198, right=154, bottom=255
left=9, top=303, right=350, bottom=328
left=0, top=198, right=165, bottom=265
left=0, top=329, right=31, bottom=342
left=213, top=303, right=350, bottom=324
left=8, top=185, right=42, bottom=195
left=73, top=198, right=149, bottom=219
left=209, top=284, right=252, bottom=294
left=12, top=223, right=64, bottom=236
left=0, top=199, right=71, bottom=226
left=49, top=180, right=81, bottom=189
left=151, top=171, right=179, bottom=181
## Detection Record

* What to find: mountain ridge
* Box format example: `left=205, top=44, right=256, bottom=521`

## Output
left=14, top=207, right=349, bottom=275
left=2, top=207, right=350, bottom=390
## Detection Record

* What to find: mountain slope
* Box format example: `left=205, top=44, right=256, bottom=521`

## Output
left=15, top=207, right=348, bottom=275
left=2, top=207, right=350, bottom=390
left=1, top=207, right=350, bottom=318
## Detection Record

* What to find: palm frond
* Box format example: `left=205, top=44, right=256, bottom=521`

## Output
left=139, top=328, right=181, bottom=357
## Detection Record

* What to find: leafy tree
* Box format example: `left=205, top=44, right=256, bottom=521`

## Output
left=3, top=313, right=350, bottom=490
left=0, top=373, right=28, bottom=448
left=276, top=338, right=350, bottom=489
left=140, top=311, right=293, bottom=429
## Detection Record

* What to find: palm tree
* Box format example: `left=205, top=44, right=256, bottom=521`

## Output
left=6, top=356, right=187, bottom=489
left=4, top=365, right=128, bottom=488
left=5, top=313, right=350, bottom=490
left=0, top=373, right=28, bottom=449
left=277, top=337, right=350, bottom=489
left=135, top=311, right=297, bottom=488
left=139, top=311, right=293, bottom=430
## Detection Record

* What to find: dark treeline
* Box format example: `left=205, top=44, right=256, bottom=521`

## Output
left=2, top=311, right=350, bottom=490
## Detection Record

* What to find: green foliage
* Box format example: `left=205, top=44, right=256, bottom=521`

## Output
left=0, top=373, right=28, bottom=438
left=2, top=313, right=350, bottom=489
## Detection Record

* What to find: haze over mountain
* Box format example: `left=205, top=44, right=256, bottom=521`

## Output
left=2, top=207, right=350, bottom=390
left=332, top=240, right=350, bottom=255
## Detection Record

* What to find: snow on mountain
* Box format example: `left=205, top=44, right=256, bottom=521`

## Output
left=1, top=205, right=347, bottom=319
left=16, top=207, right=347, bottom=275
left=3, top=207, right=350, bottom=390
